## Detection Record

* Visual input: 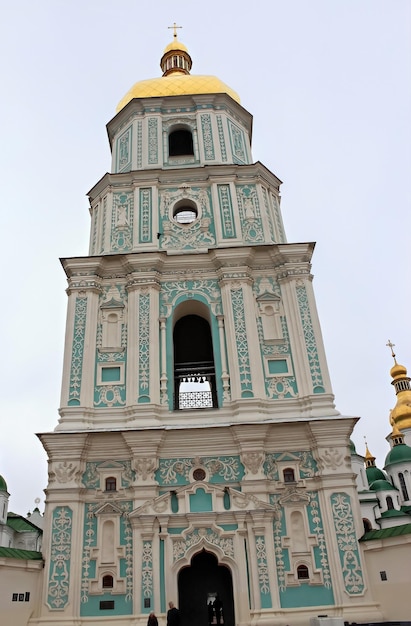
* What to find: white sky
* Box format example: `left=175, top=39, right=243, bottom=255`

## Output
left=1, top=1, right=410, bottom=516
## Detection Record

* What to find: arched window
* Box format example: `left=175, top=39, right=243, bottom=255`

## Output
left=102, top=574, right=114, bottom=589
left=363, top=518, right=372, bottom=533
left=386, top=496, right=394, bottom=510
left=169, top=129, right=194, bottom=157
left=173, top=313, right=218, bottom=410
left=399, top=473, right=409, bottom=501
left=297, top=565, right=309, bottom=580
left=105, top=477, right=117, bottom=492
left=283, top=468, right=295, bottom=483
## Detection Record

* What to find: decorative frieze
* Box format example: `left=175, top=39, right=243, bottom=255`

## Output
left=331, top=492, right=364, bottom=595
left=47, top=506, right=73, bottom=610
left=68, top=297, right=87, bottom=406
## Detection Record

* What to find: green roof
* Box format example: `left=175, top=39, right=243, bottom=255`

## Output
left=0, top=475, right=7, bottom=492
left=360, top=522, right=411, bottom=541
left=380, top=508, right=409, bottom=518
left=7, top=513, right=42, bottom=533
left=0, top=547, right=43, bottom=560
left=385, top=443, right=411, bottom=466
left=369, top=478, right=397, bottom=492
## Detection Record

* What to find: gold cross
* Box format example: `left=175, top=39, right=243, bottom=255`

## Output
left=168, top=22, right=182, bottom=39
left=386, top=339, right=396, bottom=359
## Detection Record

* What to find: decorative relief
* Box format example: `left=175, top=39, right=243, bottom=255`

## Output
left=306, top=491, right=332, bottom=589
left=135, top=457, right=157, bottom=481
left=82, top=460, right=136, bottom=489
left=216, top=115, right=227, bottom=162
left=111, top=192, right=134, bottom=252
left=68, top=297, right=87, bottom=406
left=317, top=448, right=344, bottom=471
left=173, top=528, right=234, bottom=562
left=159, top=186, right=215, bottom=251
left=261, top=187, right=275, bottom=243
left=137, top=121, right=143, bottom=168
left=116, top=126, right=132, bottom=172
left=236, top=185, right=264, bottom=243
left=81, top=501, right=133, bottom=604
left=201, top=114, right=215, bottom=160
left=242, top=452, right=264, bottom=475
left=266, top=377, right=297, bottom=399
left=157, top=456, right=243, bottom=485
left=141, top=541, right=153, bottom=599
left=264, top=451, right=318, bottom=481
left=270, top=192, right=285, bottom=243
left=217, top=184, right=236, bottom=239
left=160, top=278, right=222, bottom=318
left=52, top=461, right=79, bottom=484
left=148, top=117, right=158, bottom=164
left=47, top=507, right=72, bottom=610
left=90, top=206, right=98, bottom=254
left=331, top=492, right=364, bottom=595
left=295, top=283, right=325, bottom=393
left=100, top=195, right=107, bottom=253
left=231, top=287, right=253, bottom=397
left=228, top=119, right=247, bottom=164
left=255, top=536, right=271, bottom=596
left=139, top=188, right=152, bottom=243
left=138, top=292, right=150, bottom=401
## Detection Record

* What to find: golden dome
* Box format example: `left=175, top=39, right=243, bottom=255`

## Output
left=390, top=362, right=407, bottom=378
left=387, top=344, right=411, bottom=431
left=116, top=74, right=240, bottom=112
left=116, top=33, right=240, bottom=112
left=163, top=38, right=188, bottom=54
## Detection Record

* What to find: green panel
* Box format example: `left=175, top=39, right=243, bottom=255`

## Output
left=160, top=538, right=166, bottom=612
left=296, top=284, right=325, bottom=394
left=47, top=507, right=72, bottom=610
left=255, top=535, right=272, bottom=608
left=138, top=292, right=150, bottom=402
left=219, top=524, right=237, bottom=531
left=111, top=191, right=134, bottom=253
left=68, top=297, right=87, bottom=406
left=279, top=584, right=334, bottom=609
left=201, top=114, right=215, bottom=160
left=168, top=527, right=186, bottom=535
left=190, top=488, right=212, bottom=512
left=230, top=288, right=253, bottom=397
left=331, top=492, right=365, bottom=595
left=268, top=359, right=288, bottom=374
left=81, top=593, right=132, bottom=616
left=116, top=125, right=132, bottom=173
left=216, top=115, right=228, bottom=162
left=101, top=367, right=121, bottom=382
left=139, top=188, right=153, bottom=243
left=148, top=118, right=159, bottom=164
left=141, top=540, right=153, bottom=613
left=218, top=184, right=236, bottom=238
left=228, top=119, right=248, bottom=164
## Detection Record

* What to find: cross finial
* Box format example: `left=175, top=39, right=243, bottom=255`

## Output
left=168, top=22, right=182, bottom=39
left=386, top=339, right=397, bottom=362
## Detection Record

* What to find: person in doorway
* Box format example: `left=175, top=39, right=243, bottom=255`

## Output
left=167, top=601, right=180, bottom=626
left=147, top=612, right=158, bottom=626
left=213, top=595, right=223, bottom=625
left=208, top=599, right=215, bottom=626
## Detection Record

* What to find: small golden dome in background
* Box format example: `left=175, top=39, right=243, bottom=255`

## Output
left=163, top=38, right=189, bottom=54
left=386, top=340, right=411, bottom=431
left=390, top=362, right=407, bottom=378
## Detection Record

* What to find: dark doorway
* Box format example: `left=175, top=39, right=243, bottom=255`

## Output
left=178, top=550, right=234, bottom=626
left=173, top=315, right=218, bottom=410
left=169, top=129, right=194, bottom=157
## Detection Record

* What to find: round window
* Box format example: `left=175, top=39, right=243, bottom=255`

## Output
left=173, top=205, right=198, bottom=224
left=193, top=468, right=206, bottom=481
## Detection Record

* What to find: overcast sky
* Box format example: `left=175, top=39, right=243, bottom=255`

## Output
left=1, top=1, right=410, bottom=515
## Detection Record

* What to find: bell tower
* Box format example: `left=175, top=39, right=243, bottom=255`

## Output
left=34, top=32, right=382, bottom=626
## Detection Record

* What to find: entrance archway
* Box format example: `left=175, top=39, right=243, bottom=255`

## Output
left=178, top=550, right=234, bottom=626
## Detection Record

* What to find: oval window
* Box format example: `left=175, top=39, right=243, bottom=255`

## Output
left=173, top=205, right=198, bottom=224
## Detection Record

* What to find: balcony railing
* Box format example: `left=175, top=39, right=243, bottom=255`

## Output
left=174, top=361, right=217, bottom=410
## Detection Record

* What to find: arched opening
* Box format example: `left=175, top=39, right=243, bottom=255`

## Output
left=173, top=314, right=218, bottom=410
left=297, top=564, right=309, bottom=580
left=386, top=496, right=394, bottom=510
left=102, top=574, right=113, bottom=589
left=178, top=550, right=234, bottom=626
left=363, top=518, right=372, bottom=533
left=169, top=129, right=194, bottom=157
left=105, top=477, right=117, bottom=492
left=283, top=468, right=295, bottom=483
left=399, top=473, right=409, bottom=500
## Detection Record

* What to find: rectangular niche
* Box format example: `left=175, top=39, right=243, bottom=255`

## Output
left=97, top=363, right=124, bottom=385
left=265, top=357, right=291, bottom=376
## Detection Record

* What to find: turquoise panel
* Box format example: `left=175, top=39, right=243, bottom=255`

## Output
left=268, top=359, right=288, bottom=374
left=219, top=524, right=237, bottom=531
left=101, top=366, right=121, bottom=382
left=47, top=507, right=72, bottom=610
left=168, top=527, right=186, bottom=535
left=160, top=538, right=166, bottom=612
left=68, top=297, right=87, bottom=406
left=280, top=584, right=334, bottom=609
left=190, top=488, right=212, bottom=512
left=331, top=492, right=365, bottom=595
left=139, top=188, right=153, bottom=243
left=116, top=125, right=132, bottom=173
left=81, top=593, right=132, bottom=616
left=141, top=540, right=153, bottom=614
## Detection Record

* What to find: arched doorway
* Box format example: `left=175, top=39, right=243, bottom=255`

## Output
left=178, top=550, right=234, bottom=626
